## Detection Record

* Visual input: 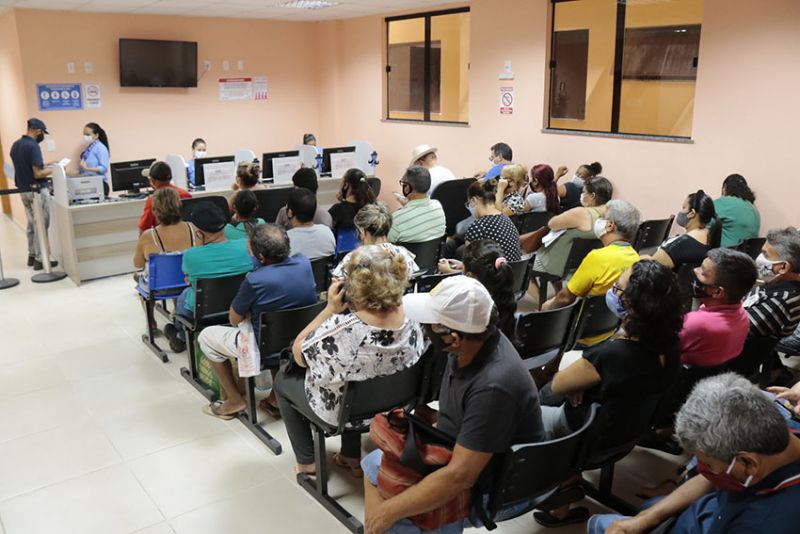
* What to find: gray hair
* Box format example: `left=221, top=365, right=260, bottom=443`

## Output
left=606, top=199, right=641, bottom=242
left=249, top=223, right=289, bottom=264
left=404, top=165, right=432, bottom=194
left=675, top=373, right=789, bottom=463
left=767, top=227, right=800, bottom=273
left=354, top=202, right=393, bottom=238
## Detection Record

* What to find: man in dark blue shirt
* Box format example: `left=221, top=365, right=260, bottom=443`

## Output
left=9, top=118, right=55, bottom=269
left=197, top=223, right=317, bottom=419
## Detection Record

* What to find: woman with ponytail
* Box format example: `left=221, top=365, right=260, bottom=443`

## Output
left=714, top=173, right=760, bottom=247
left=648, top=190, right=720, bottom=271
left=463, top=240, right=517, bottom=338
left=80, top=122, right=111, bottom=194
left=525, top=164, right=562, bottom=214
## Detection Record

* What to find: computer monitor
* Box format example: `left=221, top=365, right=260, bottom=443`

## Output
left=194, top=155, right=235, bottom=189
left=262, top=150, right=301, bottom=184
left=110, top=159, right=156, bottom=194
left=322, top=146, right=357, bottom=178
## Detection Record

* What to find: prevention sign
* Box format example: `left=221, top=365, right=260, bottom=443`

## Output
left=219, top=77, right=252, bottom=101
left=253, top=76, right=269, bottom=100
left=37, top=83, right=83, bottom=111
left=84, top=83, right=102, bottom=109
left=499, top=86, right=514, bottom=115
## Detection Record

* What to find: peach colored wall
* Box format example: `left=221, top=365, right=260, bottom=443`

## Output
left=317, top=0, right=800, bottom=232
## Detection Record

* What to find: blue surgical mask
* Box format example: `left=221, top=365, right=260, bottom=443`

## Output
left=465, top=202, right=476, bottom=217
left=605, top=288, right=627, bottom=318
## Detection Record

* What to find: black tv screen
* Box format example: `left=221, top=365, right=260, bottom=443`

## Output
left=119, top=39, right=197, bottom=88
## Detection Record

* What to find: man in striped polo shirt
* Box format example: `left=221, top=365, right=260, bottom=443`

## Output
left=389, top=165, right=446, bottom=244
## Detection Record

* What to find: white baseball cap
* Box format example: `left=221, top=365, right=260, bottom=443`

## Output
left=403, top=275, right=494, bottom=334
left=409, top=144, right=437, bottom=167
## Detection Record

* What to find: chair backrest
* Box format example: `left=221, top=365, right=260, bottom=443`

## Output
left=486, top=404, right=598, bottom=517
left=675, top=261, right=701, bottom=313
left=735, top=237, right=766, bottom=260
left=512, top=211, right=553, bottom=234
left=310, top=255, right=333, bottom=293
left=509, top=257, right=531, bottom=301
left=515, top=300, right=582, bottom=369
left=234, top=148, right=257, bottom=166
left=181, top=196, right=231, bottom=224
left=632, top=217, right=674, bottom=252
left=258, top=301, right=326, bottom=360
left=367, top=177, right=382, bottom=197
left=570, top=295, right=621, bottom=347
left=252, top=188, right=293, bottom=223
left=147, top=253, right=186, bottom=292
left=194, top=273, right=248, bottom=324
left=335, top=227, right=360, bottom=255
left=431, top=178, right=475, bottom=235
left=414, top=272, right=459, bottom=293
left=562, top=238, right=602, bottom=276
left=398, top=237, right=444, bottom=271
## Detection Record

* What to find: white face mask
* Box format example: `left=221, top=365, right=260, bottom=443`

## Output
left=756, top=253, right=784, bottom=282
left=194, top=150, right=207, bottom=159
left=571, top=174, right=584, bottom=186
left=83, top=134, right=94, bottom=144
left=594, top=218, right=610, bottom=239
left=580, top=193, right=591, bottom=207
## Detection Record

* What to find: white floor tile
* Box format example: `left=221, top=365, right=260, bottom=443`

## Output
left=0, top=384, right=88, bottom=444
left=0, top=465, right=163, bottom=534
left=51, top=337, right=155, bottom=382
left=0, top=358, right=68, bottom=400
left=131, top=523, right=175, bottom=534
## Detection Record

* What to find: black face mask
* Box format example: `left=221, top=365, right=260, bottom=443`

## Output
left=423, top=324, right=452, bottom=353
left=401, top=183, right=412, bottom=197
left=35, top=133, right=44, bottom=143
left=690, top=272, right=717, bottom=299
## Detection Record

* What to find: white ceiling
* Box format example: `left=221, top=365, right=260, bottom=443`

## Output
left=0, top=0, right=467, bottom=20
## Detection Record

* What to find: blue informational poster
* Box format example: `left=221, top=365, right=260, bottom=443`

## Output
left=37, top=83, right=83, bottom=111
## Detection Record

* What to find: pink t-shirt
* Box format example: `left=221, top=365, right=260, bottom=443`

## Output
left=679, top=303, right=750, bottom=367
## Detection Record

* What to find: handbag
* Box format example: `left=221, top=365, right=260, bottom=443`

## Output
left=369, top=409, right=472, bottom=530
left=520, top=225, right=550, bottom=254
left=235, top=318, right=260, bottom=378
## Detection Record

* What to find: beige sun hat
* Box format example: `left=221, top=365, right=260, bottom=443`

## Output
left=409, top=144, right=438, bottom=167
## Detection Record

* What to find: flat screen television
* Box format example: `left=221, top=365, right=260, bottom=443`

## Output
left=119, top=39, right=198, bottom=88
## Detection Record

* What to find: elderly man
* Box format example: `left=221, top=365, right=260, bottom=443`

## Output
left=389, top=165, right=446, bottom=244
left=197, top=223, right=317, bottom=419
left=409, top=144, right=456, bottom=194
left=363, top=275, right=544, bottom=534
left=588, top=373, right=800, bottom=534
left=542, top=199, right=641, bottom=345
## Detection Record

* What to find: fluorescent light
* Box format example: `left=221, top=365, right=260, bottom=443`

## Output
left=279, top=0, right=340, bottom=9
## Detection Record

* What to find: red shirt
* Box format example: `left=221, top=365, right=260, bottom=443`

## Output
left=679, top=303, right=750, bottom=367
left=138, top=184, right=192, bottom=233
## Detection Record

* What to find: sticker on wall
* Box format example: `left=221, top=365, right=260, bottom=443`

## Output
left=499, top=86, right=514, bottom=115
left=37, top=83, right=83, bottom=111
left=253, top=76, right=269, bottom=100
left=84, top=83, right=102, bottom=109
left=219, top=77, right=253, bottom=101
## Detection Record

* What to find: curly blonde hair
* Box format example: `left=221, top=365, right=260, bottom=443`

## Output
left=501, top=163, right=529, bottom=192
left=152, top=187, right=182, bottom=225
left=344, top=245, right=408, bottom=311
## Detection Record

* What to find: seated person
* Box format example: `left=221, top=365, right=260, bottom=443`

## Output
left=524, top=164, right=561, bottom=214
left=329, top=168, right=376, bottom=234
left=331, top=203, right=419, bottom=280
left=557, top=161, right=602, bottom=211
left=224, top=190, right=265, bottom=241
left=494, top=164, right=528, bottom=216
left=138, top=161, right=192, bottom=234
left=589, top=373, right=800, bottom=534
left=714, top=173, right=760, bottom=248
left=286, top=187, right=335, bottom=260
left=409, top=144, right=455, bottom=194
left=534, top=260, right=683, bottom=527
left=275, top=245, right=425, bottom=478
left=197, top=224, right=318, bottom=419
left=458, top=179, right=521, bottom=261
left=275, top=167, right=333, bottom=230
left=363, top=275, right=544, bottom=533
left=186, top=138, right=206, bottom=188
left=388, top=165, right=446, bottom=243
left=542, top=199, right=641, bottom=345
left=476, top=142, right=513, bottom=181
left=649, top=190, right=720, bottom=271
left=164, top=205, right=253, bottom=353
left=228, top=160, right=266, bottom=213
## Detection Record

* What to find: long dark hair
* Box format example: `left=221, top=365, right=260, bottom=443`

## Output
left=686, top=189, right=721, bottom=248
left=338, top=168, right=375, bottom=208
left=463, top=240, right=516, bottom=339
left=531, top=164, right=561, bottom=214
left=723, top=174, right=756, bottom=203
left=467, top=178, right=497, bottom=205
left=85, top=122, right=109, bottom=153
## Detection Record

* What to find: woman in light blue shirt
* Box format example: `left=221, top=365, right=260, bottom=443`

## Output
left=186, top=138, right=207, bottom=188
left=80, top=122, right=110, bottom=195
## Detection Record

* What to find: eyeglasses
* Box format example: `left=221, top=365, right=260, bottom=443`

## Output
left=399, top=180, right=410, bottom=186
left=611, top=283, right=625, bottom=297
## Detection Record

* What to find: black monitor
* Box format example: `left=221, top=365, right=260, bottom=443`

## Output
left=321, top=146, right=356, bottom=176
left=193, top=155, right=235, bottom=188
left=262, top=150, right=301, bottom=182
left=110, top=159, right=156, bottom=194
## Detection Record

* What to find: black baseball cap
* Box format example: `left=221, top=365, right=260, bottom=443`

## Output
left=191, top=205, right=227, bottom=233
left=27, top=118, right=48, bottom=134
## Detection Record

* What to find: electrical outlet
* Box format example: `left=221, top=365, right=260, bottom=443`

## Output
left=222, top=60, right=230, bottom=71
left=84, top=61, right=93, bottom=73
left=203, top=60, right=211, bottom=71
left=67, top=62, right=75, bottom=74
left=46, top=140, right=56, bottom=152
left=237, top=60, right=244, bottom=71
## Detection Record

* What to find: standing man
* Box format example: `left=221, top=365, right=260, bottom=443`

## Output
left=10, top=118, right=56, bottom=270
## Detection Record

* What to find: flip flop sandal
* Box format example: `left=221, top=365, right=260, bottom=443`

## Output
left=533, top=507, right=590, bottom=527
left=259, top=398, right=282, bottom=419
left=202, top=401, right=240, bottom=421
left=333, top=452, right=364, bottom=478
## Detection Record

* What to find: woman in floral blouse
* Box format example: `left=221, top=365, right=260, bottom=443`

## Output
left=274, top=245, right=425, bottom=479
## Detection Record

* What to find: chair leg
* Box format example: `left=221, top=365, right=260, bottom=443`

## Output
left=297, top=425, right=364, bottom=533
left=140, top=297, right=169, bottom=363
left=237, top=376, right=282, bottom=455
left=180, top=330, right=216, bottom=402
left=581, top=464, right=638, bottom=516
left=154, top=300, right=172, bottom=321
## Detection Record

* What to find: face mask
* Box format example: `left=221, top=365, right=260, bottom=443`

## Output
left=36, top=133, right=44, bottom=143
left=194, top=150, right=206, bottom=159
left=465, top=203, right=476, bottom=217
left=83, top=134, right=94, bottom=144
left=571, top=175, right=584, bottom=186
left=676, top=211, right=691, bottom=228
left=690, top=272, right=717, bottom=299
left=755, top=253, right=784, bottom=282
left=696, top=457, right=753, bottom=492
left=593, top=218, right=609, bottom=239
left=423, top=325, right=453, bottom=353
left=605, top=288, right=627, bottom=318
left=401, top=183, right=412, bottom=197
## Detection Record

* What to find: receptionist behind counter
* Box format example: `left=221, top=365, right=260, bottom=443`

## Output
left=186, top=138, right=207, bottom=188
left=79, top=122, right=110, bottom=195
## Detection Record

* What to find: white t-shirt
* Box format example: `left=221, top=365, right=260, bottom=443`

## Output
left=525, top=191, right=547, bottom=213
left=287, top=225, right=336, bottom=260
left=428, top=165, right=457, bottom=195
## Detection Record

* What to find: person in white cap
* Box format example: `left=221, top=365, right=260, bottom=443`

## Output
left=409, top=144, right=456, bottom=195
left=362, top=275, right=544, bottom=534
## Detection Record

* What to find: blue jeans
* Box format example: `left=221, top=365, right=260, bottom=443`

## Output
left=361, top=450, right=533, bottom=534
left=174, top=288, right=194, bottom=342
left=587, top=494, right=718, bottom=534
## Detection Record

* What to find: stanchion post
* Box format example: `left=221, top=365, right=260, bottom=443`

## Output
left=0, top=246, right=20, bottom=290
left=30, top=185, right=66, bottom=283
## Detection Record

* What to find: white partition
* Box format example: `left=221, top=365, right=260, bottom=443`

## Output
left=295, top=144, right=321, bottom=177
left=234, top=148, right=256, bottom=166
left=346, top=140, right=377, bottom=175
left=166, top=154, right=188, bottom=190
left=51, top=163, right=69, bottom=207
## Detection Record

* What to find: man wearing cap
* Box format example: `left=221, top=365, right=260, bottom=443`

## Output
left=165, top=204, right=252, bottom=352
left=388, top=165, right=446, bottom=244
left=410, top=144, right=456, bottom=195
left=10, top=118, right=56, bottom=270
left=363, top=275, right=544, bottom=534
left=138, top=161, right=192, bottom=234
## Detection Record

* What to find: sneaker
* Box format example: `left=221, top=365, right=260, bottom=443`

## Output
left=33, top=260, right=58, bottom=271
left=27, top=256, right=35, bottom=267
left=163, top=323, right=177, bottom=341
left=169, top=337, right=186, bottom=353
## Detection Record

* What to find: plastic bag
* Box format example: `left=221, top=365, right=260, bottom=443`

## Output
left=236, top=319, right=261, bottom=378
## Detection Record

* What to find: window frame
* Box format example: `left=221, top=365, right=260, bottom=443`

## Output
left=385, top=7, right=471, bottom=125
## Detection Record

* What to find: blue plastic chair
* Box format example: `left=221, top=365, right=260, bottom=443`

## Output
left=136, top=253, right=188, bottom=362
left=335, top=227, right=360, bottom=256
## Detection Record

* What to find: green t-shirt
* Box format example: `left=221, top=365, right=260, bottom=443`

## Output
left=181, top=239, right=253, bottom=311
left=223, top=218, right=266, bottom=241
left=714, top=196, right=760, bottom=248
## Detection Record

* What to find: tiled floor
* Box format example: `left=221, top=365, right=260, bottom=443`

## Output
left=0, top=214, right=687, bottom=534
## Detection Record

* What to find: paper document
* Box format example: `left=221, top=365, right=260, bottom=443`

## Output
left=330, top=152, right=357, bottom=179
left=203, top=161, right=236, bottom=192
left=272, top=156, right=302, bottom=184
left=542, top=228, right=566, bottom=248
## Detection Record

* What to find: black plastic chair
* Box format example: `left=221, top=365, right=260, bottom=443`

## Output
left=734, top=237, right=766, bottom=260
left=510, top=257, right=531, bottom=301
left=569, top=295, right=621, bottom=350
left=675, top=261, right=701, bottom=313
left=432, top=178, right=475, bottom=235
left=294, top=357, right=429, bottom=533
left=177, top=273, right=248, bottom=401
left=252, top=187, right=293, bottom=223
left=398, top=237, right=444, bottom=272
left=181, top=196, right=231, bottom=224
left=310, top=255, right=334, bottom=294
left=367, top=177, right=381, bottom=197
left=238, top=301, right=326, bottom=455
left=633, top=216, right=674, bottom=253
left=511, top=211, right=552, bottom=234
left=531, top=238, right=601, bottom=308
left=413, top=271, right=459, bottom=293
left=514, top=300, right=582, bottom=371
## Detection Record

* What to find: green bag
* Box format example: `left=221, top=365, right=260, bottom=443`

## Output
left=194, top=340, right=221, bottom=399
